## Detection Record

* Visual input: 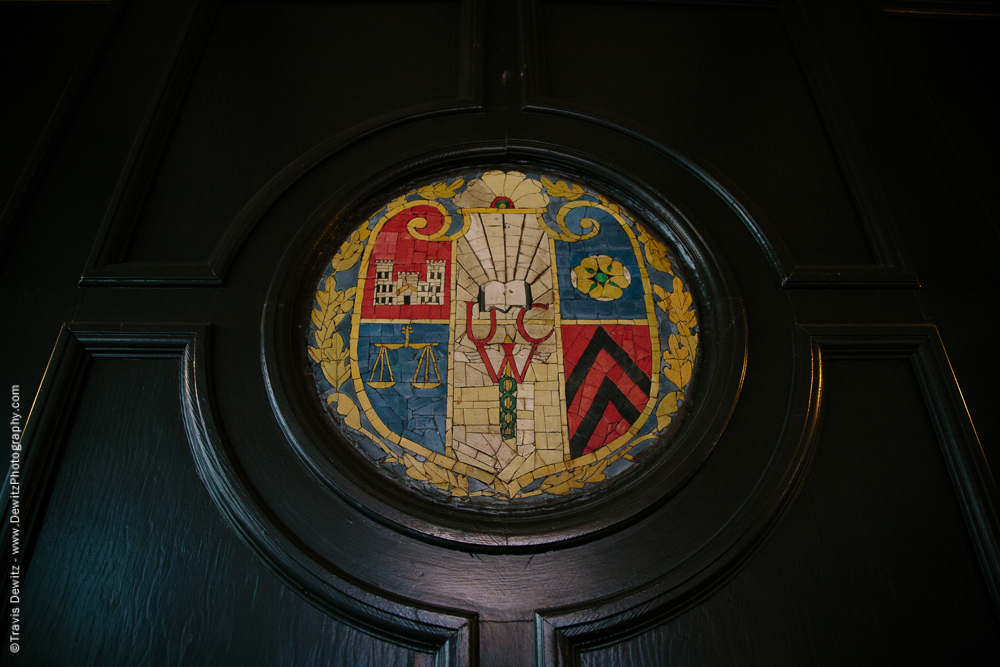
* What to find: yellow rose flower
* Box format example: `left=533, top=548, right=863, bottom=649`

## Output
left=572, top=255, right=631, bottom=301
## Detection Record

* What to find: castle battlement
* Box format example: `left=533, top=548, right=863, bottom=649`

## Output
left=372, top=259, right=446, bottom=306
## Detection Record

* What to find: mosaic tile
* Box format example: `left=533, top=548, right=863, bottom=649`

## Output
left=307, top=170, right=700, bottom=501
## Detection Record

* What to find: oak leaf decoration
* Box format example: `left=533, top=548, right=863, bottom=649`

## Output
left=541, top=176, right=585, bottom=200
left=595, top=192, right=620, bottom=214
left=656, top=391, right=681, bottom=431
left=654, top=276, right=698, bottom=335
left=662, top=333, right=697, bottom=392
left=417, top=177, right=464, bottom=200
left=327, top=392, right=361, bottom=430
left=637, top=225, right=673, bottom=275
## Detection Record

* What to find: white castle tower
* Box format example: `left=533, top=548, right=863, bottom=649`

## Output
left=371, top=259, right=446, bottom=306
left=373, top=260, right=395, bottom=305
left=420, top=260, right=446, bottom=305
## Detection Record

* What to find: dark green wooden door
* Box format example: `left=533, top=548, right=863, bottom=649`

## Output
left=2, top=1, right=998, bottom=665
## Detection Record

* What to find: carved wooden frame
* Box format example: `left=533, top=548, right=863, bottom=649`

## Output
left=261, top=145, right=749, bottom=549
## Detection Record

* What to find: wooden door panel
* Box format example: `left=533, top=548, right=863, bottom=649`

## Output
left=2, top=1, right=998, bottom=665
left=0, top=3, right=106, bottom=219
left=21, top=357, right=431, bottom=666
left=125, top=0, right=476, bottom=266
left=784, top=2, right=1000, bottom=477
left=888, top=13, right=1000, bottom=239
left=79, top=0, right=481, bottom=287
left=529, top=1, right=882, bottom=272
left=875, top=8, right=1000, bottom=472
left=579, top=358, right=1000, bottom=666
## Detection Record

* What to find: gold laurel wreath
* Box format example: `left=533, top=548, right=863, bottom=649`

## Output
left=308, top=226, right=369, bottom=392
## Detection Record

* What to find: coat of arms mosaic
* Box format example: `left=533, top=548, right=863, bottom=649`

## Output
left=307, top=171, right=699, bottom=500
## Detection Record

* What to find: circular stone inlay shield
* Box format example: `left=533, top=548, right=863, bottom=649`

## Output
left=307, top=170, right=699, bottom=501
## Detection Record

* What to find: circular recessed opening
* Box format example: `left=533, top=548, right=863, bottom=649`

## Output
left=304, top=168, right=701, bottom=507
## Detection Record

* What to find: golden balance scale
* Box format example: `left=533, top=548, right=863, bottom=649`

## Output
left=368, top=325, right=442, bottom=389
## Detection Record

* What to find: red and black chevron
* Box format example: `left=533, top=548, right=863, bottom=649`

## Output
left=562, top=324, right=654, bottom=458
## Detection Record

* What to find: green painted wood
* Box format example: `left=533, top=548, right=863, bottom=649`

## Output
left=1, top=1, right=997, bottom=665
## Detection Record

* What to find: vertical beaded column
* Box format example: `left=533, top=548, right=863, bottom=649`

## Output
left=499, top=367, right=517, bottom=441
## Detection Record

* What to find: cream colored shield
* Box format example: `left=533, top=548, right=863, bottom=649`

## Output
left=448, top=207, right=566, bottom=495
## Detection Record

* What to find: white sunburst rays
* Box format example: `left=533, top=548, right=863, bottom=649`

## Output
left=453, top=171, right=552, bottom=300
left=459, top=211, right=551, bottom=286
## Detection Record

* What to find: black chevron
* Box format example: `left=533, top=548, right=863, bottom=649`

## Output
left=564, top=326, right=652, bottom=458
left=569, top=376, right=643, bottom=458
left=565, top=326, right=651, bottom=408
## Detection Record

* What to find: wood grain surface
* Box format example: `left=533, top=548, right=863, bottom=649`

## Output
left=1, top=1, right=997, bottom=665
